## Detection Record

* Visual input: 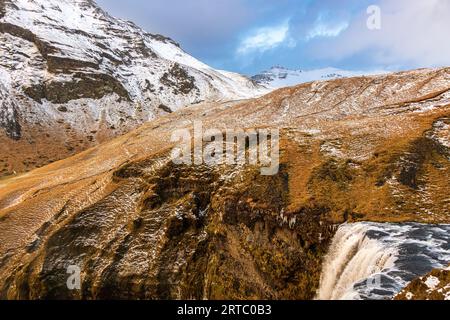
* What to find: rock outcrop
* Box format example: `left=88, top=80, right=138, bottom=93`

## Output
left=395, top=266, right=450, bottom=300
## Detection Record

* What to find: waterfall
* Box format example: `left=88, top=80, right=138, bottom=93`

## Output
left=317, top=223, right=397, bottom=300
left=316, top=222, right=450, bottom=300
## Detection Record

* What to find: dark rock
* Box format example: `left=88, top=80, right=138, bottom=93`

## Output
left=158, top=104, right=172, bottom=113
left=160, top=63, right=198, bottom=95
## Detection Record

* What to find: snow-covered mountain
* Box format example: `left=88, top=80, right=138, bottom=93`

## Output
left=252, top=66, right=387, bottom=89
left=0, top=0, right=267, bottom=176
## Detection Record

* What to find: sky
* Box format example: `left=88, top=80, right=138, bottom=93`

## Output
left=97, top=0, right=450, bottom=75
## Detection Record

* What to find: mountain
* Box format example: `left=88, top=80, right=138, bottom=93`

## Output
left=0, top=0, right=267, bottom=177
left=252, top=66, right=387, bottom=88
left=0, top=67, right=448, bottom=299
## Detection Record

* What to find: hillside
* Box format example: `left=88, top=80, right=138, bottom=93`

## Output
left=251, top=66, right=386, bottom=89
left=395, top=266, right=450, bottom=300
left=0, top=67, right=449, bottom=299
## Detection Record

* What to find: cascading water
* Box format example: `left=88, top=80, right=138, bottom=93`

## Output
left=317, top=222, right=450, bottom=300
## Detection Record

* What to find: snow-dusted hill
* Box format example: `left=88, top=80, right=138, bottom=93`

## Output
left=0, top=0, right=267, bottom=175
left=252, top=66, right=387, bottom=89
left=0, top=66, right=449, bottom=299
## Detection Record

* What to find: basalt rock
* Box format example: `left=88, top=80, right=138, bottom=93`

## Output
left=0, top=157, right=335, bottom=299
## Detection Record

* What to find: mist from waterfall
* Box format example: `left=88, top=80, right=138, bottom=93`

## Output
left=317, top=222, right=450, bottom=300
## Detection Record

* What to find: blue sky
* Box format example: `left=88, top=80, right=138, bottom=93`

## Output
left=97, top=0, right=450, bottom=75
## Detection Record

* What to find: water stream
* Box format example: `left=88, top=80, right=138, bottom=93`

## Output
left=317, top=222, right=450, bottom=300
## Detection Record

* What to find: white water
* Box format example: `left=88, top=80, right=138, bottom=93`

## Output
left=317, top=222, right=450, bottom=300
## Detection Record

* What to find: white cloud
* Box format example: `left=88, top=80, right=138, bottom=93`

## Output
left=237, top=20, right=295, bottom=55
left=313, top=0, right=450, bottom=68
left=306, top=21, right=349, bottom=40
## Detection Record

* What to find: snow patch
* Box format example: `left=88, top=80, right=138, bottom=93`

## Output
left=424, top=275, right=440, bottom=291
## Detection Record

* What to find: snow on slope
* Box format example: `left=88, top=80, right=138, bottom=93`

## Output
left=0, top=0, right=271, bottom=176
left=0, top=0, right=268, bottom=119
left=0, top=0, right=266, bottom=107
left=252, top=66, right=388, bottom=89
left=0, top=0, right=268, bottom=175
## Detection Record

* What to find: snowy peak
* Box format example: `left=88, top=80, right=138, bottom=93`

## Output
left=0, top=0, right=264, bottom=105
left=252, top=66, right=387, bottom=89
left=0, top=0, right=268, bottom=175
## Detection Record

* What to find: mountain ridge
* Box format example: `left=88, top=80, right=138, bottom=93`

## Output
left=252, top=65, right=388, bottom=88
left=0, top=0, right=267, bottom=176
left=0, top=67, right=448, bottom=299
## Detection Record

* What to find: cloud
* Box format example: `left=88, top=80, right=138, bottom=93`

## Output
left=311, top=0, right=450, bottom=68
left=96, top=0, right=255, bottom=58
left=237, top=20, right=295, bottom=55
left=97, top=0, right=450, bottom=74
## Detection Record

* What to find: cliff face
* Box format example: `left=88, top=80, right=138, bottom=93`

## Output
left=0, top=161, right=334, bottom=299
left=0, top=68, right=449, bottom=299
left=0, top=0, right=266, bottom=177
